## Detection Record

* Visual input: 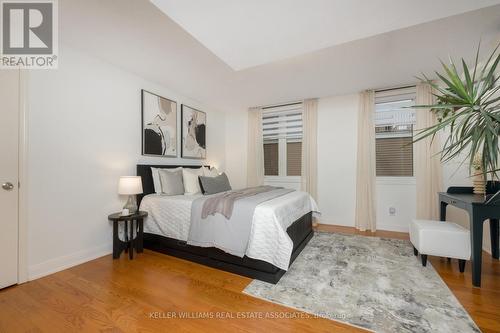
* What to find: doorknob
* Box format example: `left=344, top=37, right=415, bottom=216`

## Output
left=2, top=182, right=14, bottom=191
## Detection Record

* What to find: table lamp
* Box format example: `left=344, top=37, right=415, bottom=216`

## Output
left=118, top=176, right=143, bottom=215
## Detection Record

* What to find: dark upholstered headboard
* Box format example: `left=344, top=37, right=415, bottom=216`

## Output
left=136, top=164, right=207, bottom=206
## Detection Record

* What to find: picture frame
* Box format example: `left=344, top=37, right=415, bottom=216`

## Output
left=141, top=89, right=178, bottom=157
left=181, top=104, right=206, bottom=159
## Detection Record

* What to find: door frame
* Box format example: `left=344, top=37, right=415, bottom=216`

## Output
left=17, top=70, right=29, bottom=283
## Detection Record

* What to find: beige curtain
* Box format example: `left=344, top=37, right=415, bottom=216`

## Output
left=355, top=90, right=377, bottom=232
left=415, top=82, right=443, bottom=220
left=247, top=107, right=264, bottom=187
left=301, top=99, right=318, bottom=201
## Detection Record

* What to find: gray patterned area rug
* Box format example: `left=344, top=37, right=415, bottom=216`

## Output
left=243, top=232, right=480, bottom=333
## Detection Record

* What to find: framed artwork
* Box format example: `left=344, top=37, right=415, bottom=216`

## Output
left=141, top=89, right=177, bottom=157
left=181, top=104, right=206, bottom=159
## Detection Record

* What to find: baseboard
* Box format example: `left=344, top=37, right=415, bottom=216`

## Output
left=316, top=217, right=353, bottom=227
left=28, top=243, right=112, bottom=281
left=377, top=224, right=409, bottom=233
left=318, top=218, right=409, bottom=233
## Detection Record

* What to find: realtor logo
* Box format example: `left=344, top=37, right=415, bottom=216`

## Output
left=1, top=0, right=58, bottom=68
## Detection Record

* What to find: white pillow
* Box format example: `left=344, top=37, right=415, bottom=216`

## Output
left=182, top=167, right=204, bottom=194
left=158, top=168, right=184, bottom=195
left=151, top=167, right=162, bottom=194
left=151, top=167, right=182, bottom=193
left=202, top=166, right=211, bottom=176
left=203, top=167, right=220, bottom=177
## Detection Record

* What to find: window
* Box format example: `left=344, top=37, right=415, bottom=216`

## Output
left=286, top=141, right=302, bottom=176
left=374, top=88, right=416, bottom=177
left=263, top=140, right=279, bottom=176
left=262, top=104, right=303, bottom=177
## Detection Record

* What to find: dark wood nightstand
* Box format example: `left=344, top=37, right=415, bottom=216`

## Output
left=108, top=211, right=148, bottom=259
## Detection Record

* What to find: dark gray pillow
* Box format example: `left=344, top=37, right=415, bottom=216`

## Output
left=199, top=172, right=232, bottom=195
left=158, top=169, right=184, bottom=195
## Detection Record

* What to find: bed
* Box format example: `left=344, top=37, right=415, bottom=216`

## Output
left=137, top=164, right=316, bottom=283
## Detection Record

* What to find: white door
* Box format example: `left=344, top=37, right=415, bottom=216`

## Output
left=0, top=69, right=19, bottom=289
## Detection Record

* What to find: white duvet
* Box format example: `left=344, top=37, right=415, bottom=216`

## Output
left=140, top=191, right=319, bottom=270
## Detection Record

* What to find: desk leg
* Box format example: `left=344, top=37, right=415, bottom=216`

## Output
left=490, top=219, right=499, bottom=259
left=440, top=201, right=448, bottom=221
left=470, top=212, right=485, bottom=287
left=113, top=222, right=120, bottom=259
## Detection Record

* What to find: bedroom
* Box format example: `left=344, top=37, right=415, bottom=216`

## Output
left=0, top=0, right=499, bottom=332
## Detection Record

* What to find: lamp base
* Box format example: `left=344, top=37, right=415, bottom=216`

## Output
left=123, top=195, right=138, bottom=214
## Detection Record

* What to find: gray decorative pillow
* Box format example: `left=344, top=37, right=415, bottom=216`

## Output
left=199, top=172, right=232, bottom=195
left=158, top=168, right=184, bottom=195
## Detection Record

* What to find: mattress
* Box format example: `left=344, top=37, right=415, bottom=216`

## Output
left=140, top=190, right=319, bottom=270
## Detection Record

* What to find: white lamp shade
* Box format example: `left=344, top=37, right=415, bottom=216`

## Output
left=118, top=176, right=143, bottom=195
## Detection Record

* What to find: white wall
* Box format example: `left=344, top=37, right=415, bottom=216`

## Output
left=375, top=178, right=416, bottom=232
left=26, top=44, right=226, bottom=279
left=316, top=94, right=359, bottom=226
left=224, top=110, right=248, bottom=189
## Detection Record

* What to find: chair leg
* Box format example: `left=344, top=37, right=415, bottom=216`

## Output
left=421, top=254, right=427, bottom=267
left=413, top=246, right=418, bottom=256
left=458, top=259, right=466, bottom=273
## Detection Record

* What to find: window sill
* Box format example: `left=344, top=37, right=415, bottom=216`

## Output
left=376, top=177, right=416, bottom=185
left=264, top=176, right=301, bottom=184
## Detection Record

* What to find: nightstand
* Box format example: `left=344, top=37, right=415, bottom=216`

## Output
left=108, top=211, right=148, bottom=259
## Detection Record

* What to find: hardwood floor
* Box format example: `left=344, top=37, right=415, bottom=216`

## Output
left=0, top=226, right=498, bottom=333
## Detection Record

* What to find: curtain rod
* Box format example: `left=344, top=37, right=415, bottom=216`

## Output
left=375, top=84, right=416, bottom=93
left=261, top=101, right=303, bottom=110
left=257, top=85, right=415, bottom=110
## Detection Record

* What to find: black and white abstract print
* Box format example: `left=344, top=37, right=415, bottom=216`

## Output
left=181, top=105, right=206, bottom=159
left=142, top=90, right=177, bottom=157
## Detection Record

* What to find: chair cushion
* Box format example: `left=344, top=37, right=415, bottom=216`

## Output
left=409, top=219, right=471, bottom=260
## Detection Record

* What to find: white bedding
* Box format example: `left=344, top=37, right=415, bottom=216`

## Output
left=140, top=191, right=319, bottom=270
left=141, top=194, right=200, bottom=241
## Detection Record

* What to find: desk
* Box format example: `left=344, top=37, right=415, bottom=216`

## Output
left=439, top=188, right=499, bottom=287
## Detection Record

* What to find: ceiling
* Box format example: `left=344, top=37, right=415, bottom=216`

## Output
left=60, top=0, right=500, bottom=112
left=150, top=0, right=500, bottom=70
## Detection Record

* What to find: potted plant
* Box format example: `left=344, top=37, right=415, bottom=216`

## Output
left=472, top=153, right=486, bottom=194
left=413, top=42, right=500, bottom=201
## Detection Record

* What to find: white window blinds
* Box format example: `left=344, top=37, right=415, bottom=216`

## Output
left=375, top=87, right=416, bottom=133
left=262, top=104, right=303, bottom=141
left=261, top=103, right=303, bottom=177
left=374, top=87, right=416, bottom=177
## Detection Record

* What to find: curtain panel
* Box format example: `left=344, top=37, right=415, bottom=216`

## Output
left=355, top=90, right=377, bottom=232
left=247, top=107, right=265, bottom=187
left=415, top=82, right=443, bottom=220
left=301, top=98, right=318, bottom=201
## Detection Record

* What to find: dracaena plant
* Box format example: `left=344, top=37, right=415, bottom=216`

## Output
left=413, top=42, right=500, bottom=197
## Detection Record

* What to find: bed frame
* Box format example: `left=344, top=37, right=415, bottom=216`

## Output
left=137, top=164, right=314, bottom=284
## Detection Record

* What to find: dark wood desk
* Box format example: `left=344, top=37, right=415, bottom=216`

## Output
left=439, top=188, right=500, bottom=287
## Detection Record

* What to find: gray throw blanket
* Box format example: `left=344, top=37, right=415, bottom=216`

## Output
left=188, top=186, right=294, bottom=257
left=201, top=185, right=276, bottom=219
